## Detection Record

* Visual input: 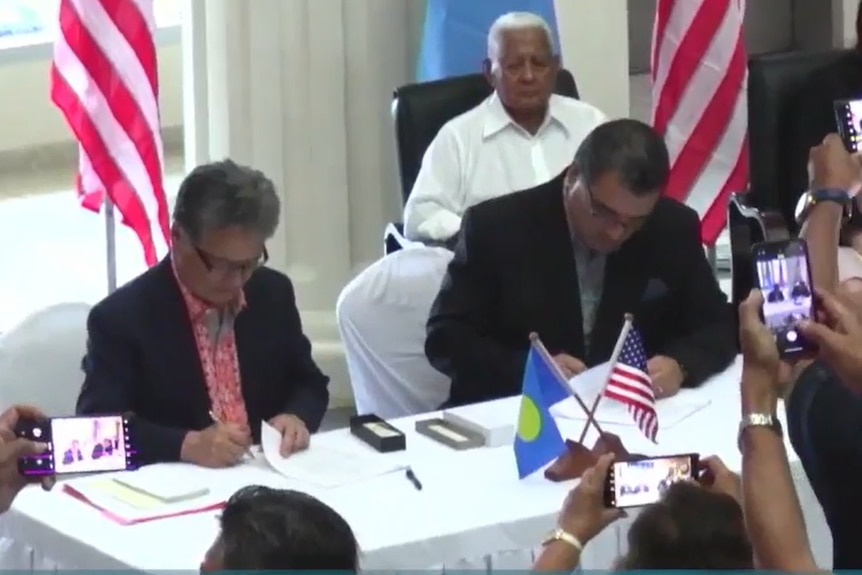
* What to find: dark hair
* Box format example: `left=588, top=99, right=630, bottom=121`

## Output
left=219, top=486, right=359, bottom=570
left=617, top=482, right=753, bottom=570
left=574, top=119, right=670, bottom=197
left=173, top=159, right=280, bottom=243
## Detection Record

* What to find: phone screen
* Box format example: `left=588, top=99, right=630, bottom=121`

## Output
left=604, top=454, right=698, bottom=508
left=834, top=98, right=862, bottom=152
left=753, top=239, right=815, bottom=356
left=17, top=414, right=137, bottom=476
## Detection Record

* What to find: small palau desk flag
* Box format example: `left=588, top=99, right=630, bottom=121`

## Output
left=417, top=0, right=560, bottom=82
left=514, top=345, right=568, bottom=478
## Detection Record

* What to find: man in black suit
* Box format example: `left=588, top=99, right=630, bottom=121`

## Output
left=426, top=119, right=736, bottom=407
left=77, top=160, right=329, bottom=466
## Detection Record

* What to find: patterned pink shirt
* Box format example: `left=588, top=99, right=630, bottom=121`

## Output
left=173, top=267, right=249, bottom=426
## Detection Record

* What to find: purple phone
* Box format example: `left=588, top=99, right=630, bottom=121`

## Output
left=17, top=414, right=138, bottom=476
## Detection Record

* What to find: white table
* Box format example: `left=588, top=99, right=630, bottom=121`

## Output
left=0, top=356, right=833, bottom=571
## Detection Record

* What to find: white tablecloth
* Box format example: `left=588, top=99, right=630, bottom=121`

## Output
left=0, top=356, right=833, bottom=571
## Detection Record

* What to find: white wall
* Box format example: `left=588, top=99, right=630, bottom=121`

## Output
left=0, top=32, right=183, bottom=153
left=836, top=0, right=859, bottom=46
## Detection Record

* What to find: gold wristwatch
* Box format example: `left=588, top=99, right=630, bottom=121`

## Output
left=543, top=528, right=583, bottom=551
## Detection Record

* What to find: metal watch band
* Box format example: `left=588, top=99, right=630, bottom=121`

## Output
left=737, top=412, right=783, bottom=452
left=545, top=528, right=583, bottom=551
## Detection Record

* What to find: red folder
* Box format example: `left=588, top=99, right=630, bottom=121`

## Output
left=62, top=483, right=225, bottom=526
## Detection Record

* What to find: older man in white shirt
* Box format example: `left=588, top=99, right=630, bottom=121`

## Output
left=336, top=12, right=607, bottom=418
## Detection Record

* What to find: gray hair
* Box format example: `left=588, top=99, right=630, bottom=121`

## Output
left=487, top=12, right=555, bottom=69
left=173, top=159, right=281, bottom=243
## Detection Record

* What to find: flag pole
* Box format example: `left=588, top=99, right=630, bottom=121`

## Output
left=529, top=332, right=605, bottom=437
left=577, top=314, right=634, bottom=444
left=104, top=197, right=118, bottom=294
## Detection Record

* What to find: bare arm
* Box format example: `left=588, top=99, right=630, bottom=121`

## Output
left=532, top=541, right=582, bottom=572
left=799, top=200, right=842, bottom=294
left=740, top=368, right=821, bottom=572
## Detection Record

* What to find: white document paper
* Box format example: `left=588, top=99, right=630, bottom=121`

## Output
left=260, top=421, right=404, bottom=488
left=551, top=362, right=712, bottom=430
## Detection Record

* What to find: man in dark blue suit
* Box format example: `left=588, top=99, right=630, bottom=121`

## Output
left=77, top=160, right=330, bottom=467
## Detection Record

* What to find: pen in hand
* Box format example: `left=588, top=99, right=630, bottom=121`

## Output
left=208, top=410, right=255, bottom=459
left=405, top=467, right=422, bottom=491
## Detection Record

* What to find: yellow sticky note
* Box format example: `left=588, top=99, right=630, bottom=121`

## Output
left=89, top=479, right=164, bottom=510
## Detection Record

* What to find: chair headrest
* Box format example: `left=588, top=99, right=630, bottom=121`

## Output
left=391, top=70, right=578, bottom=205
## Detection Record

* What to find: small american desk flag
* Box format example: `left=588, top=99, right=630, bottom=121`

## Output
left=603, top=327, right=658, bottom=442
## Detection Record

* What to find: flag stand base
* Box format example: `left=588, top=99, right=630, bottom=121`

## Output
left=544, top=432, right=645, bottom=482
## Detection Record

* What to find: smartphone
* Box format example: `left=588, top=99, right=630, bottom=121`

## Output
left=16, top=414, right=137, bottom=476
left=752, top=238, right=816, bottom=357
left=604, top=453, right=698, bottom=508
left=834, top=98, right=862, bottom=152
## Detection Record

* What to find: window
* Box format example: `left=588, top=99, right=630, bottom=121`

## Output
left=0, top=0, right=179, bottom=49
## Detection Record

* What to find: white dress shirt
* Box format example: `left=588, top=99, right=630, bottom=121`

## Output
left=403, top=93, right=608, bottom=241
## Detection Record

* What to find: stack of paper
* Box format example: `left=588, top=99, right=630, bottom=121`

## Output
left=62, top=465, right=224, bottom=525
left=260, top=421, right=404, bottom=488
left=550, top=362, right=712, bottom=430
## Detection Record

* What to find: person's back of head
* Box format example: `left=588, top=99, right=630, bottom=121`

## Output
left=616, top=481, right=753, bottom=570
left=201, top=485, right=358, bottom=571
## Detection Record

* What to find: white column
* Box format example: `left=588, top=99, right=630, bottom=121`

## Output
left=834, top=0, right=858, bottom=47
left=180, top=0, right=209, bottom=172
left=554, top=0, right=630, bottom=119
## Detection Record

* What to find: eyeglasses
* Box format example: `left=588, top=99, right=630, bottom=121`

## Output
left=195, top=245, right=268, bottom=276
left=583, top=182, right=649, bottom=232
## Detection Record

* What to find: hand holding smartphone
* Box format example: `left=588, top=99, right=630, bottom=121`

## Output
left=834, top=98, right=862, bottom=153
left=16, top=414, right=137, bottom=476
left=751, top=239, right=816, bottom=358
left=604, top=453, right=698, bottom=508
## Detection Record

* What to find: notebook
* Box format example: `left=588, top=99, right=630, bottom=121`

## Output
left=112, top=469, right=210, bottom=504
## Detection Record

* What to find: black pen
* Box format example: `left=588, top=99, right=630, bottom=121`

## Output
left=405, top=467, right=423, bottom=490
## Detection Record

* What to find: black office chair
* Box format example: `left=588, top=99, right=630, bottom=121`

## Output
left=384, top=70, right=579, bottom=254
left=728, top=49, right=851, bottom=308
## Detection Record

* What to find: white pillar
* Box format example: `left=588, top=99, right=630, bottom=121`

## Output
left=834, top=0, right=858, bottom=47
left=555, top=0, right=630, bottom=118
left=180, top=0, right=208, bottom=172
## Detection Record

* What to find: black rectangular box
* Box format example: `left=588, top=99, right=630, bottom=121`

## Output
left=350, top=414, right=406, bottom=453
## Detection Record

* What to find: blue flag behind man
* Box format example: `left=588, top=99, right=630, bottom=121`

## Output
left=417, top=0, right=560, bottom=82
left=514, top=344, right=569, bottom=478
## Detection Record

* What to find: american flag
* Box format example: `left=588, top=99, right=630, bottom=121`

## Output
left=51, top=0, right=170, bottom=267
left=603, top=327, right=658, bottom=442
left=650, top=0, right=749, bottom=246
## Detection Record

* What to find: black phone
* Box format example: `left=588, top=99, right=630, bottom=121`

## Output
left=604, top=453, right=699, bottom=508
left=16, top=414, right=138, bottom=476
left=752, top=238, right=816, bottom=357
left=834, top=98, right=862, bottom=152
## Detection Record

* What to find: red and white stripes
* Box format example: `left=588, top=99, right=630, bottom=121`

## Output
left=651, top=0, right=749, bottom=245
left=51, top=0, right=170, bottom=267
